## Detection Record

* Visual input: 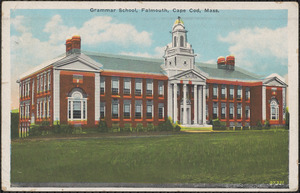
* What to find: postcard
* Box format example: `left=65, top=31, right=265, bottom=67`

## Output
left=2, top=1, right=298, bottom=192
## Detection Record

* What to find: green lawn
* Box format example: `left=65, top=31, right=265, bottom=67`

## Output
left=11, top=130, right=288, bottom=184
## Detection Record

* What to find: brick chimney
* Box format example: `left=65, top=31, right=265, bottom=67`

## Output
left=66, top=35, right=81, bottom=55
left=217, top=56, right=226, bottom=69
left=226, top=55, right=235, bottom=70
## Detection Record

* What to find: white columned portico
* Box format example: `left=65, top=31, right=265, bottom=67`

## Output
left=183, top=84, right=187, bottom=124
left=194, top=85, right=198, bottom=124
left=168, top=82, right=173, bottom=121
left=173, top=83, right=178, bottom=123
left=202, top=85, right=206, bottom=125
left=198, top=85, right=203, bottom=124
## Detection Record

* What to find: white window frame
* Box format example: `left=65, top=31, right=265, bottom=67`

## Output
left=67, top=91, right=88, bottom=121
left=123, top=103, right=131, bottom=119
left=111, top=78, right=119, bottom=95
left=100, top=102, right=105, bottom=119
left=213, top=84, right=218, bottom=98
left=100, top=77, right=105, bottom=94
left=135, top=101, right=142, bottom=119
left=158, top=81, right=164, bottom=96
left=135, top=79, right=142, bottom=95
left=124, top=78, right=131, bottom=95
left=270, top=100, right=279, bottom=120
left=229, top=86, right=234, bottom=99
left=146, top=79, right=153, bottom=96
left=47, top=72, right=51, bottom=91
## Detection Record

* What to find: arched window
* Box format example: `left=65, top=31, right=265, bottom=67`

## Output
left=270, top=99, right=279, bottom=120
left=180, top=36, right=184, bottom=47
left=68, top=90, right=87, bottom=121
left=173, top=36, right=177, bottom=47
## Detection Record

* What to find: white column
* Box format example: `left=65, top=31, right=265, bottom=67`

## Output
left=183, top=84, right=187, bottom=125
left=53, top=69, right=60, bottom=124
left=168, top=82, right=173, bottom=120
left=202, top=85, right=206, bottom=125
left=173, top=83, right=178, bottom=123
left=198, top=85, right=203, bottom=124
left=262, top=86, right=266, bottom=121
left=194, top=85, right=198, bottom=125
left=95, top=72, right=100, bottom=123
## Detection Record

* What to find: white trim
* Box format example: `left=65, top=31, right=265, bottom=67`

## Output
left=194, top=85, right=198, bottom=124
left=262, top=86, right=266, bottom=121
left=173, top=83, right=178, bottom=123
left=183, top=84, right=187, bottom=124
left=53, top=69, right=60, bottom=123
left=95, top=73, right=100, bottom=122
left=202, top=85, right=206, bottom=124
left=167, top=82, right=173, bottom=120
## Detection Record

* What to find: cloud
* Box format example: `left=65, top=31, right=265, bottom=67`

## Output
left=203, top=59, right=216, bottom=64
left=120, top=46, right=166, bottom=58
left=44, top=15, right=152, bottom=46
left=218, top=27, right=288, bottom=70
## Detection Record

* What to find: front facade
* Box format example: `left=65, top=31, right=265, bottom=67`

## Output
left=18, top=17, right=287, bottom=134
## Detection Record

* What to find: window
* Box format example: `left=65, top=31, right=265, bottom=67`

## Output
left=158, top=81, right=164, bottom=96
left=146, top=100, right=153, bottom=119
left=237, top=86, right=242, bottom=100
left=158, top=103, right=164, bottom=119
left=135, top=78, right=142, bottom=96
left=221, top=103, right=226, bottom=119
left=124, top=100, right=131, bottom=119
left=68, top=91, right=87, bottom=120
left=40, top=101, right=43, bottom=119
left=229, top=86, right=234, bottom=100
left=237, top=103, right=242, bottom=119
left=221, top=85, right=226, bottom=99
left=245, top=87, right=250, bottom=101
left=112, top=99, right=119, bottom=119
left=37, top=77, right=40, bottom=93
left=174, top=36, right=177, bottom=47
left=73, top=74, right=83, bottom=84
left=32, top=81, right=34, bottom=105
left=229, top=103, right=234, bottom=119
left=206, top=86, right=209, bottom=99
left=180, top=35, right=184, bottom=47
left=270, top=99, right=279, bottom=120
left=100, top=102, right=105, bottom=119
left=245, top=106, right=250, bottom=119
left=206, top=104, right=208, bottom=119
left=48, top=72, right=51, bottom=91
left=112, top=77, right=119, bottom=95
left=124, top=78, right=131, bottom=95
left=100, top=77, right=105, bottom=95
left=177, top=85, right=180, bottom=96
left=135, top=100, right=142, bottom=119
left=40, top=74, right=43, bottom=92
left=44, top=74, right=47, bottom=91
left=146, top=79, right=153, bottom=96
left=213, top=84, right=218, bottom=99
left=36, top=103, right=39, bottom=119
left=213, top=102, right=218, bottom=119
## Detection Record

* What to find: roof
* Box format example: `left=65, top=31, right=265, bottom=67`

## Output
left=83, top=51, right=166, bottom=75
left=19, top=50, right=266, bottom=81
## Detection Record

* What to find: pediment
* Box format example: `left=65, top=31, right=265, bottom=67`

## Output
left=263, top=77, right=287, bottom=87
left=173, top=69, right=207, bottom=81
left=54, top=53, right=101, bottom=72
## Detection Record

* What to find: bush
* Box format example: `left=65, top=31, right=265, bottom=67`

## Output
left=111, top=123, right=120, bottom=132
left=60, top=124, right=74, bottom=134
left=98, top=120, right=108, bottom=133
left=29, top=125, right=42, bottom=136
left=264, top=120, right=271, bottom=130
left=285, top=107, right=289, bottom=130
left=136, top=123, right=143, bottom=132
left=11, top=112, right=19, bottom=139
left=212, top=119, right=226, bottom=130
left=122, top=123, right=131, bottom=132
left=254, top=120, right=263, bottom=130
left=174, top=124, right=181, bottom=132
left=147, top=123, right=155, bottom=132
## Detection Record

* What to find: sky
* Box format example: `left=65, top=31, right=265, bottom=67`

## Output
left=10, top=9, right=288, bottom=109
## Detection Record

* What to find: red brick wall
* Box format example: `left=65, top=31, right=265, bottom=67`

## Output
left=59, top=71, right=95, bottom=127
left=266, top=86, right=283, bottom=125
left=250, top=85, right=262, bottom=126
left=100, top=75, right=168, bottom=128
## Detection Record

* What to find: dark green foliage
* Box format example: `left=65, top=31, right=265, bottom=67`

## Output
left=254, top=120, right=263, bottom=130
left=60, top=124, right=75, bottom=134
left=264, top=120, right=271, bottom=130
left=147, top=123, right=155, bottom=132
left=136, top=123, right=143, bottom=132
left=98, top=120, right=108, bottom=132
left=174, top=124, right=181, bottom=132
left=122, top=123, right=131, bottom=132
left=157, top=117, right=174, bottom=131
left=29, top=125, right=42, bottom=136
left=212, top=119, right=226, bottom=130
left=11, top=112, right=19, bottom=139
left=285, top=107, right=289, bottom=130
left=111, top=123, right=120, bottom=132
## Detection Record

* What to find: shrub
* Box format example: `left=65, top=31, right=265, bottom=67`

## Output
left=212, top=119, right=226, bottom=130
left=122, top=123, right=131, bottom=132
left=285, top=107, right=289, bottom=130
left=254, top=120, right=263, bottom=130
left=174, top=124, right=181, bottom=132
left=136, top=123, right=143, bottom=132
left=11, top=112, right=19, bottom=139
left=29, top=125, right=42, bottom=136
left=111, top=123, right=120, bottom=132
left=264, top=120, right=271, bottom=130
left=60, top=124, right=74, bottom=134
left=147, top=123, right=155, bottom=132
left=98, top=120, right=108, bottom=133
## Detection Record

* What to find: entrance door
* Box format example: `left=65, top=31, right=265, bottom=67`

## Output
left=180, top=104, right=191, bottom=125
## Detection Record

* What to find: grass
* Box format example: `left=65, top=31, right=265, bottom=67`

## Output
left=11, top=130, right=288, bottom=184
left=181, top=127, right=212, bottom=131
